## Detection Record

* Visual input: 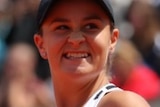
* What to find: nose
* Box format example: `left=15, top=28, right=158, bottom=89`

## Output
left=67, top=31, right=86, bottom=47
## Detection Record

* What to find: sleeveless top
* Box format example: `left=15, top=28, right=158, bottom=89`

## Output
left=83, top=83, right=122, bottom=107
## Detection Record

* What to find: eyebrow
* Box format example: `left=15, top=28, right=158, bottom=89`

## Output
left=49, top=18, right=69, bottom=25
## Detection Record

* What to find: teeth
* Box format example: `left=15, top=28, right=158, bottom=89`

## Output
left=66, top=53, right=89, bottom=58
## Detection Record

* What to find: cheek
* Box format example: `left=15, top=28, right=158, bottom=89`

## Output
left=46, top=45, right=62, bottom=61
left=43, top=34, right=65, bottom=63
left=43, top=31, right=66, bottom=52
left=93, top=30, right=111, bottom=55
left=88, top=30, right=111, bottom=68
left=45, top=40, right=63, bottom=73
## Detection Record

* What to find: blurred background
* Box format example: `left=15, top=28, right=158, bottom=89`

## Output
left=0, top=0, right=159, bottom=107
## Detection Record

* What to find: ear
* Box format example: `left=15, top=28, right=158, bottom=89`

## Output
left=110, top=28, right=119, bottom=54
left=34, top=34, right=48, bottom=59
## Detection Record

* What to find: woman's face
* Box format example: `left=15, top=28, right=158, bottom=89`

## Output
left=34, top=1, right=119, bottom=78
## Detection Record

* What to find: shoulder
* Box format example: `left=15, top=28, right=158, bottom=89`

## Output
left=98, top=90, right=150, bottom=107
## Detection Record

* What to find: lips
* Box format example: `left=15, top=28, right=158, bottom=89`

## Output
left=63, top=52, right=91, bottom=59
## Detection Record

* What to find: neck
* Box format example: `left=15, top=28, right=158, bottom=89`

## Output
left=52, top=71, right=109, bottom=107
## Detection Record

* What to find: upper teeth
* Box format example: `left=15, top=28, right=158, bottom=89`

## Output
left=66, top=53, right=89, bottom=58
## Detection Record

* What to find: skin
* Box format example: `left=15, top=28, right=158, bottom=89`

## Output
left=34, top=0, right=150, bottom=107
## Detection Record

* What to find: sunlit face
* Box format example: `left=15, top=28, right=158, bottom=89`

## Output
left=34, top=0, right=119, bottom=78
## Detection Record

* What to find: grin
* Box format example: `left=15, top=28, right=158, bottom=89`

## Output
left=63, top=52, right=91, bottom=59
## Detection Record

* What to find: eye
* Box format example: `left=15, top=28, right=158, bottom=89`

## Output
left=56, top=25, right=69, bottom=30
left=82, top=23, right=100, bottom=34
left=84, top=23, right=98, bottom=30
left=53, top=25, right=70, bottom=35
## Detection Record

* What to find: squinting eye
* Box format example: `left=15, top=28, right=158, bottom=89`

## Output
left=56, top=25, right=69, bottom=30
left=85, top=24, right=98, bottom=30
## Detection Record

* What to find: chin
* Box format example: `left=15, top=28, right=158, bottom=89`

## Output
left=62, top=65, right=94, bottom=75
